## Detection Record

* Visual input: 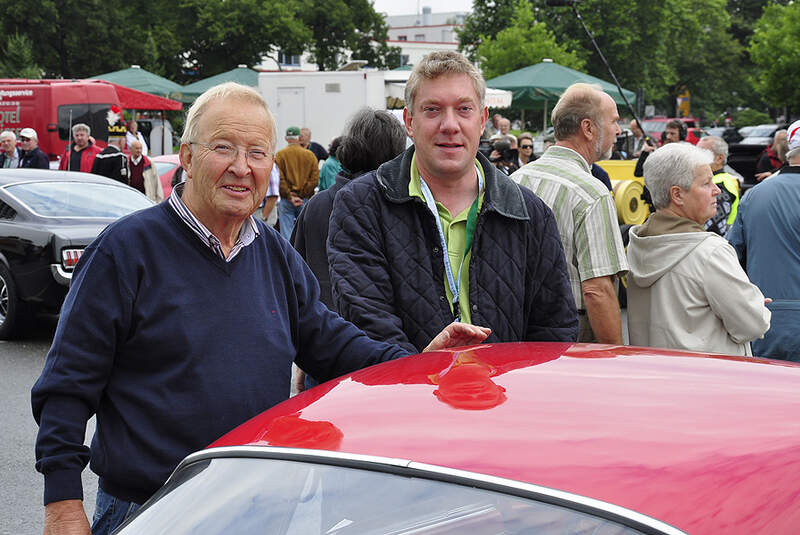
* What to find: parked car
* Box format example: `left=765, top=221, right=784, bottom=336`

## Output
left=641, top=117, right=699, bottom=146
left=114, top=342, right=800, bottom=535
left=150, top=154, right=181, bottom=198
left=739, top=123, right=786, bottom=146
left=706, top=126, right=743, bottom=144
left=0, top=169, right=153, bottom=338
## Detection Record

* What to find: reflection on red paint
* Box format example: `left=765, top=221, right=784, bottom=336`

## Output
left=256, top=413, right=343, bottom=450
left=429, top=352, right=506, bottom=410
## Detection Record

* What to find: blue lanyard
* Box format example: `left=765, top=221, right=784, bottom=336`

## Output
left=419, top=164, right=483, bottom=321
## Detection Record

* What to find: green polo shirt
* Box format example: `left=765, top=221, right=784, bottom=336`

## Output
left=409, top=153, right=485, bottom=324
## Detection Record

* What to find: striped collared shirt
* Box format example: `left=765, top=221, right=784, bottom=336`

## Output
left=512, top=145, right=628, bottom=309
left=168, top=182, right=260, bottom=262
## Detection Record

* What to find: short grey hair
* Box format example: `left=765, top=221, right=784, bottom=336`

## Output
left=405, top=51, right=486, bottom=113
left=337, top=108, right=406, bottom=174
left=644, top=142, right=714, bottom=210
left=551, top=83, right=605, bottom=141
left=181, top=82, right=276, bottom=153
left=698, top=135, right=728, bottom=165
left=0, top=130, right=15, bottom=141
left=72, top=123, right=90, bottom=135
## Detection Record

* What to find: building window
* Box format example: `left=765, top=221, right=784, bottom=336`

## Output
left=400, top=55, right=410, bottom=66
left=414, top=34, right=425, bottom=41
left=398, top=35, right=407, bottom=41
left=278, top=51, right=301, bottom=66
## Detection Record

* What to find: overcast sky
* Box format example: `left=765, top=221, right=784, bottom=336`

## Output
left=371, top=0, right=473, bottom=16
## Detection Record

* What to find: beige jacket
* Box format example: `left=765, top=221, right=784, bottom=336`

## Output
left=627, top=212, right=770, bottom=356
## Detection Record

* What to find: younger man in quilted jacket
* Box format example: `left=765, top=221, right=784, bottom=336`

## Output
left=328, top=51, right=578, bottom=353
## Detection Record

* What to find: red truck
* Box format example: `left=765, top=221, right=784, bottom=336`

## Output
left=0, top=79, right=125, bottom=162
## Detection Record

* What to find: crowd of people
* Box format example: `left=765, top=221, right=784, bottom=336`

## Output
left=27, top=50, right=799, bottom=535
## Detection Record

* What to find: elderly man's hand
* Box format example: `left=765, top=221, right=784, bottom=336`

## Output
left=43, top=500, right=90, bottom=535
left=423, top=323, right=491, bottom=352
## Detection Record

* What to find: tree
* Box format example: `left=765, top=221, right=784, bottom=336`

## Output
left=300, top=0, right=399, bottom=71
left=177, top=0, right=310, bottom=78
left=459, top=0, right=519, bottom=61
left=748, top=1, right=800, bottom=110
left=476, top=0, right=583, bottom=80
left=0, top=33, right=42, bottom=78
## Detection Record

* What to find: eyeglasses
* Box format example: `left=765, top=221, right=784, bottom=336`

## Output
left=520, top=144, right=533, bottom=149
left=190, top=141, right=273, bottom=168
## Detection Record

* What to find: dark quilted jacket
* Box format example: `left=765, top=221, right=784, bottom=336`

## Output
left=328, top=146, right=578, bottom=353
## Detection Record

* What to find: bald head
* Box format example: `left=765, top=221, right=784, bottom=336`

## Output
left=130, top=140, right=143, bottom=158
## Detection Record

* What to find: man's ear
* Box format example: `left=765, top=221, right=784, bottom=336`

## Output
left=403, top=107, right=414, bottom=140
left=480, top=106, right=489, bottom=131
left=179, top=143, right=193, bottom=180
left=580, top=118, right=594, bottom=141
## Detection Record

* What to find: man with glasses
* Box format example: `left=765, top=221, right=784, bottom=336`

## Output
left=32, top=82, right=489, bottom=535
left=0, top=130, right=20, bottom=168
left=18, top=128, right=50, bottom=168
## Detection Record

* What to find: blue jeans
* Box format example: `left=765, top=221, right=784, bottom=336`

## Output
left=278, top=198, right=306, bottom=241
left=91, top=487, right=141, bottom=535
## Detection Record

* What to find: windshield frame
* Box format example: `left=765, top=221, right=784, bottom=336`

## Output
left=118, top=446, right=687, bottom=535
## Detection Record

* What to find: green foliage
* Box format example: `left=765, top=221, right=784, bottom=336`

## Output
left=748, top=2, right=800, bottom=108
left=0, top=0, right=394, bottom=80
left=477, top=0, right=583, bottom=80
left=300, top=0, right=399, bottom=70
left=734, top=108, right=771, bottom=126
left=0, top=33, right=42, bottom=78
left=460, top=0, right=763, bottom=119
left=459, top=0, right=520, bottom=61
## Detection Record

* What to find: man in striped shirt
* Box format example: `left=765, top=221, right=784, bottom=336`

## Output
left=513, top=83, right=628, bottom=344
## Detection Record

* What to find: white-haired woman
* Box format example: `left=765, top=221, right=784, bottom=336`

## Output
left=627, top=142, right=771, bottom=356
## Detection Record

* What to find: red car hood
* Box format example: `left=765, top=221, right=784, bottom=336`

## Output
left=211, top=343, right=800, bottom=534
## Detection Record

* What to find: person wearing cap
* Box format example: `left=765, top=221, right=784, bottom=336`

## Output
left=58, top=123, right=102, bottom=172
left=0, top=130, right=21, bottom=168
left=91, top=137, right=129, bottom=184
left=275, top=125, right=318, bottom=240
left=18, top=128, right=50, bottom=169
left=727, top=119, right=800, bottom=362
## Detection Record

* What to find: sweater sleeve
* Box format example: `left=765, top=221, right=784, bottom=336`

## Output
left=328, top=180, right=419, bottom=354
left=704, top=240, right=771, bottom=344
left=523, top=195, right=579, bottom=342
left=31, top=241, right=134, bottom=505
left=281, top=238, right=409, bottom=381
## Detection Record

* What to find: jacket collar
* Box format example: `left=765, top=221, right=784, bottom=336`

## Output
left=375, top=146, right=529, bottom=220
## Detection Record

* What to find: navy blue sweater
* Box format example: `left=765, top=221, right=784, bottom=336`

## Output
left=32, top=201, right=406, bottom=505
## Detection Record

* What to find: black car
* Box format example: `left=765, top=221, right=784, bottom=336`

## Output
left=0, top=169, right=153, bottom=338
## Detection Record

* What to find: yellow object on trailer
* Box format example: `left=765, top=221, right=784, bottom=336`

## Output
left=596, top=159, right=651, bottom=225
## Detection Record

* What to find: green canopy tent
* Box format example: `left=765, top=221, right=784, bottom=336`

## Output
left=91, top=65, right=184, bottom=98
left=486, top=60, right=636, bottom=129
left=178, top=65, right=259, bottom=103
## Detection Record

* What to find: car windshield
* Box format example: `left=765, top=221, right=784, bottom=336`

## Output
left=642, top=121, right=667, bottom=133
left=153, top=161, right=177, bottom=176
left=6, top=181, right=152, bottom=218
left=745, top=125, right=777, bottom=138
left=116, top=457, right=647, bottom=535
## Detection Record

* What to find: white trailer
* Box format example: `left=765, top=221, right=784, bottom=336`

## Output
left=259, top=70, right=388, bottom=151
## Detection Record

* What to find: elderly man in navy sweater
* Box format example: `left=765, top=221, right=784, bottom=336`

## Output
left=32, top=82, right=490, bottom=535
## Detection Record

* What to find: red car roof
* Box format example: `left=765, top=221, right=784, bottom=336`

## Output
left=211, top=343, right=800, bottom=534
